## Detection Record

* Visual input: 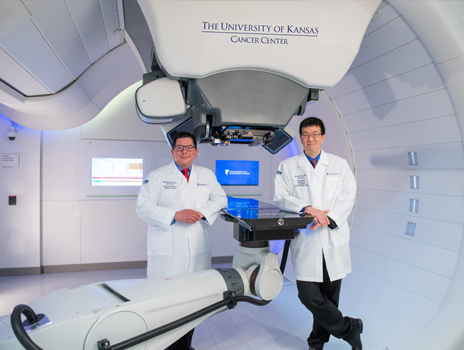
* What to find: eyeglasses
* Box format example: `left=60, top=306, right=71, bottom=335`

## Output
left=301, top=133, right=322, bottom=139
left=173, top=145, right=196, bottom=152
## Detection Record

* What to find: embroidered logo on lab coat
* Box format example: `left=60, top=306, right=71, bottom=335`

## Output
left=197, top=183, right=208, bottom=187
left=162, top=181, right=177, bottom=189
left=143, top=180, right=149, bottom=184
left=294, top=174, right=308, bottom=187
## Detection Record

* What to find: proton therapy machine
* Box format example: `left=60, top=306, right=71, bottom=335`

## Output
left=0, top=1, right=381, bottom=349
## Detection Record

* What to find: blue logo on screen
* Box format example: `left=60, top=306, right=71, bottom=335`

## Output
left=216, top=160, right=259, bottom=186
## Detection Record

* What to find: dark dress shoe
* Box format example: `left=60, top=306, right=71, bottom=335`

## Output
left=350, top=318, right=363, bottom=350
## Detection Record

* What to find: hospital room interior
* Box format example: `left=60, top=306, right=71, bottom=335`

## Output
left=1, top=1, right=464, bottom=349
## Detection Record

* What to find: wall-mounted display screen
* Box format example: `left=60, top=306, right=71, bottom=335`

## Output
left=91, top=158, right=143, bottom=186
left=216, top=160, right=259, bottom=186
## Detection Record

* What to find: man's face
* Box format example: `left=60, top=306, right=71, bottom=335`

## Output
left=171, top=137, right=198, bottom=168
left=300, top=125, right=325, bottom=157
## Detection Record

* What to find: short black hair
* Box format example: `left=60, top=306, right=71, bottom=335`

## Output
left=299, top=117, right=325, bottom=136
left=172, top=131, right=197, bottom=148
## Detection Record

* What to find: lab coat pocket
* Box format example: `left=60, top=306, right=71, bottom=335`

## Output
left=148, top=226, right=173, bottom=255
left=326, top=176, right=340, bottom=199
left=189, top=229, right=210, bottom=253
left=195, top=187, right=210, bottom=208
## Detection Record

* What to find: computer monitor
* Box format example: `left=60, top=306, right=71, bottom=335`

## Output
left=216, top=160, right=259, bottom=186
left=91, top=158, right=143, bottom=186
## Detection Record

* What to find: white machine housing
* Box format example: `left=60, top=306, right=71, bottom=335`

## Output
left=0, top=245, right=283, bottom=350
left=138, top=0, right=381, bottom=88
left=134, top=0, right=382, bottom=153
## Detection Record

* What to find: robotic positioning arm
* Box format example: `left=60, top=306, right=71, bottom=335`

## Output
left=0, top=200, right=311, bottom=350
left=2, top=245, right=283, bottom=350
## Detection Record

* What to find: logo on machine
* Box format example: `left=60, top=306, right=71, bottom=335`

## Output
left=225, top=169, right=250, bottom=176
left=201, top=21, right=319, bottom=46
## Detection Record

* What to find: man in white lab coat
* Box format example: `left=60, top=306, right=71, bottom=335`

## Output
left=136, top=131, right=227, bottom=350
left=274, top=117, right=361, bottom=350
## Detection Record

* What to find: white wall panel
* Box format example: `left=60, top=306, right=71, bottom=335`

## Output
left=437, top=52, right=464, bottom=146
left=0, top=116, right=41, bottom=269
left=23, top=0, right=91, bottom=79
left=355, top=188, right=464, bottom=225
left=76, top=43, right=143, bottom=109
left=335, top=64, right=445, bottom=116
left=80, top=213, right=147, bottom=264
left=42, top=127, right=81, bottom=201
left=0, top=104, right=13, bottom=119
left=1, top=78, right=102, bottom=130
left=350, top=116, right=462, bottom=151
left=350, top=246, right=451, bottom=304
left=350, top=16, right=417, bottom=70
left=65, top=0, right=110, bottom=63
left=350, top=226, right=459, bottom=278
left=77, top=200, right=147, bottom=263
left=356, top=169, right=464, bottom=196
left=81, top=81, right=165, bottom=142
left=0, top=19, right=73, bottom=93
left=343, top=89, right=454, bottom=133
left=344, top=267, right=439, bottom=325
left=340, top=283, right=423, bottom=342
left=390, top=1, right=464, bottom=65
left=353, top=207, right=463, bottom=251
left=330, top=39, right=432, bottom=99
left=98, top=0, right=124, bottom=50
left=354, top=143, right=464, bottom=170
left=363, top=2, right=400, bottom=36
left=0, top=48, right=50, bottom=96
left=42, top=201, right=80, bottom=266
left=448, top=1, right=464, bottom=24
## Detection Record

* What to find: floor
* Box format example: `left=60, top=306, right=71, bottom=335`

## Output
left=0, top=265, right=370, bottom=350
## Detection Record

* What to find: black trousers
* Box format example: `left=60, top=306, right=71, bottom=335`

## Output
left=166, top=328, right=194, bottom=350
left=296, top=259, right=354, bottom=349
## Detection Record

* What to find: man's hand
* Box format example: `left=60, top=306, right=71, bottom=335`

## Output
left=304, top=207, right=330, bottom=227
left=175, top=209, right=203, bottom=224
left=308, top=217, right=323, bottom=230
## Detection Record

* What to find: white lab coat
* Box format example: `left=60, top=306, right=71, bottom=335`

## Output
left=136, top=161, right=227, bottom=280
left=274, top=150, right=356, bottom=282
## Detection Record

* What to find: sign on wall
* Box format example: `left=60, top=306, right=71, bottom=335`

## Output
left=2, top=153, right=20, bottom=170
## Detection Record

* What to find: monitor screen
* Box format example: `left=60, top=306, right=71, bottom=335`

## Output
left=91, top=158, right=143, bottom=186
left=216, top=160, right=259, bottom=186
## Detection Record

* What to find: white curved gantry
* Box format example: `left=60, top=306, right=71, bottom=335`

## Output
left=291, top=1, right=464, bottom=349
